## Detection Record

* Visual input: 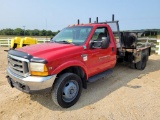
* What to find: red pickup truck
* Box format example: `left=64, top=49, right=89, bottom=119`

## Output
left=6, top=16, right=151, bottom=108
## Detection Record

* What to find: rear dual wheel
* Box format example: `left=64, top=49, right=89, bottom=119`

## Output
left=136, top=55, right=147, bottom=70
left=129, top=54, right=148, bottom=70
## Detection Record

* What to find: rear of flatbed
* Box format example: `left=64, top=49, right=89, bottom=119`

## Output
left=119, top=46, right=151, bottom=70
left=102, top=15, right=151, bottom=70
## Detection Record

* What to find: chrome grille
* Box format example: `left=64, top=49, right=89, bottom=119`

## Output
left=8, top=54, right=30, bottom=77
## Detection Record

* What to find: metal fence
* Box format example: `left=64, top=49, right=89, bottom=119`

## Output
left=0, top=38, right=50, bottom=47
left=137, top=37, right=157, bottom=48
left=0, top=37, right=159, bottom=54
left=156, top=39, right=160, bottom=54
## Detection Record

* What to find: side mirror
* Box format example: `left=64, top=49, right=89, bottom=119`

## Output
left=101, top=37, right=110, bottom=49
left=89, top=37, right=110, bottom=49
left=89, top=40, right=95, bottom=49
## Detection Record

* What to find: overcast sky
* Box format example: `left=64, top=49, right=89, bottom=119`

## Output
left=0, top=0, right=160, bottom=31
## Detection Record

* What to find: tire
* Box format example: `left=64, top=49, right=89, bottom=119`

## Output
left=129, top=63, right=136, bottom=69
left=123, top=32, right=137, bottom=48
left=117, top=58, right=124, bottom=63
left=136, top=55, right=147, bottom=70
left=146, top=49, right=149, bottom=61
left=51, top=73, right=82, bottom=108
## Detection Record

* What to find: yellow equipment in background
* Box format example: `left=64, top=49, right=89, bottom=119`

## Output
left=19, top=37, right=37, bottom=48
left=10, top=37, right=22, bottom=49
left=10, top=37, right=38, bottom=49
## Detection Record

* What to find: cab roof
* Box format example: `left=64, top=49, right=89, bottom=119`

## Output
left=68, top=23, right=110, bottom=28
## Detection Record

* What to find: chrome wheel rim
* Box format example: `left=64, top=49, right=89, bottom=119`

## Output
left=62, top=80, right=79, bottom=102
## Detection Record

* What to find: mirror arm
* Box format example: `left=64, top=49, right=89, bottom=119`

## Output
left=92, top=41, right=102, bottom=43
left=89, top=40, right=103, bottom=49
left=92, top=46, right=101, bottom=49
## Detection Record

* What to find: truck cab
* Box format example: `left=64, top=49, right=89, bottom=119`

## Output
left=51, top=24, right=117, bottom=76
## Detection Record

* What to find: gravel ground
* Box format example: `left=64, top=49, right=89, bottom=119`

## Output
left=0, top=47, right=160, bottom=120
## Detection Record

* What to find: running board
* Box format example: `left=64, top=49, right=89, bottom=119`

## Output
left=88, top=69, right=113, bottom=83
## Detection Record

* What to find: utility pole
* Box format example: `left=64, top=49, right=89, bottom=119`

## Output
left=46, top=19, right=47, bottom=41
left=23, top=26, right=25, bottom=36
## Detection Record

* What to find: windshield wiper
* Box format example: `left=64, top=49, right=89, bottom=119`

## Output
left=55, top=40, right=74, bottom=45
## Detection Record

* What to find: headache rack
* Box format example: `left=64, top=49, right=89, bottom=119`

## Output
left=77, top=14, right=125, bottom=56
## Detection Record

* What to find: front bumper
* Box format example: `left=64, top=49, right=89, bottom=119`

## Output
left=7, top=68, right=57, bottom=94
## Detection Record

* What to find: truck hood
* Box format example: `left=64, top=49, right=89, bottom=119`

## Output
left=18, top=43, right=84, bottom=61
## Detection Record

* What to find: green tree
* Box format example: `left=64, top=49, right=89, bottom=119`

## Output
left=5, top=28, right=14, bottom=35
left=32, top=29, right=39, bottom=36
left=14, top=28, right=23, bottom=36
left=0, top=28, right=14, bottom=35
left=24, top=30, right=30, bottom=36
left=46, top=30, right=53, bottom=36
left=28, top=30, right=33, bottom=36
left=0, top=28, right=59, bottom=36
left=39, top=30, right=47, bottom=36
left=0, top=29, right=5, bottom=35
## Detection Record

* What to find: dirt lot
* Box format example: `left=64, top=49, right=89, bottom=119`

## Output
left=0, top=47, right=160, bottom=120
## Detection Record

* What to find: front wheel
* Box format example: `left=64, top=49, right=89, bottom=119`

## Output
left=51, top=73, right=82, bottom=108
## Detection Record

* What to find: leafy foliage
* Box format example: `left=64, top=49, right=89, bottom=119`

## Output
left=0, top=28, right=59, bottom=36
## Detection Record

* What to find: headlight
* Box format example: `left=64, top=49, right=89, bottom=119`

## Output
left=30, top=62, right=49, bottom=76
left=30, top=63, right=45, bottom=72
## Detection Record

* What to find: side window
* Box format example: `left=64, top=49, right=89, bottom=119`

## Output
left=92, top=27, right=110, bottom=41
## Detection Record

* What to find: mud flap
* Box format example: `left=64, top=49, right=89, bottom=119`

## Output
left=6, top=76, right=14, bottom=88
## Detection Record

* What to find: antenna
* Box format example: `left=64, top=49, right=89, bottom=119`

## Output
left=112, top=14, right=115, bottom=21
left=96, top=17, right=98, bottom=23
left=89, top=18, right=91, bottom=23
left=77, top=19, right=80, bottom=25
left=45, top=19, right=47, bottom=41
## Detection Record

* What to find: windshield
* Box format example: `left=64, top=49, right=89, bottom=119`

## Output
left=51, top=26, right=93, bottom=45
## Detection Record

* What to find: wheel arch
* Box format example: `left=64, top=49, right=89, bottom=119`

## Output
left=52, top=61, right=88, bottom=89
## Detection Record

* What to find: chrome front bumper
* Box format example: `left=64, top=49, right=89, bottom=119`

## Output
left=7, top=68, right=57, bottom=94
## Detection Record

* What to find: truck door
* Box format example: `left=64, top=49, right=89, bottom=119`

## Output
left=86, top=27, right=116, bottom=77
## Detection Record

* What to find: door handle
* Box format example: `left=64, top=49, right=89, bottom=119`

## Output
left=112, top=47, right=115, bottom=52
left=99, top=55, right=110, bottom=60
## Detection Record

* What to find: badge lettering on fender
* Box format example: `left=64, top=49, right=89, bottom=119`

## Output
left=81, top=54, right=88, bottom=61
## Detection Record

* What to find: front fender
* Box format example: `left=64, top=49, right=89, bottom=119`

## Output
left=51, top=60, right=88, bottom=79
